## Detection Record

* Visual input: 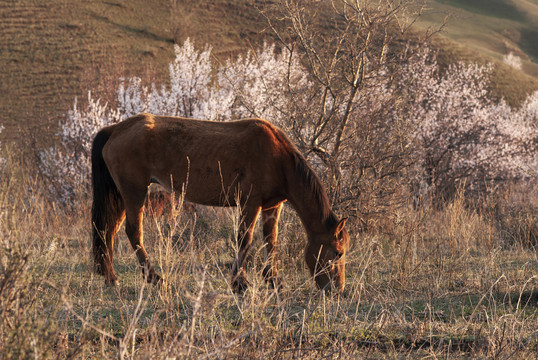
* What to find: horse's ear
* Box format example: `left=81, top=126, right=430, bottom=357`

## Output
left=333, top=217, right=348, bottom=236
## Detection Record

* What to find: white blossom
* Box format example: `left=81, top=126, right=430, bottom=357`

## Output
left=39, top=41, right=537, bottom=206
left=38, top=94, right=121, bottom=205
left=503, top=52, right=523, bottom=70
left=400, top=49, right=537, bottom=200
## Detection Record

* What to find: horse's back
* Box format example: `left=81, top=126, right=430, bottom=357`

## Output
left=106, top=113, right=283, bottom=144
left=101, top=114, right=294, bottom=207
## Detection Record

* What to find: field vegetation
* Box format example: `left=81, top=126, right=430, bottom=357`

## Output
left=1, top=135, right=537, bottom=358
left=1, top=0, right=537, bottom=358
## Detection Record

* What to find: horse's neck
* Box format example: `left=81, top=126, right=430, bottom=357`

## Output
left=285, top=173, right=332, bottom=236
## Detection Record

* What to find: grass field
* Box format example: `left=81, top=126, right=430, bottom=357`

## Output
left=1, top=148, right=537, bottom=358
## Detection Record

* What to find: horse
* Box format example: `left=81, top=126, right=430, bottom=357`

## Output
left=91, top=113, right=350, bottom=292
left=145, top=189, right=196, bottom=218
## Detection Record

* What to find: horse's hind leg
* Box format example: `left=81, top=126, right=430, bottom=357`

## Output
left=123, top=187, right=161, bottom=284
left=231, top=205, right=261, bottom=293
left=261, top=203, right=283, bottom=289
left=92, top=189, right=125, bottom=286
left=101, top=212, right=125, bottom=285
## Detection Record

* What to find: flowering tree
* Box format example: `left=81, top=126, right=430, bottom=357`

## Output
left=115, top=41, right=310, bottom=125
left=219, top=42, right=312, bottom=127
left=39, top=39, right=310, bottom=205
left=399, top=49, right=537, bottom=204
left=38, top=96, right=121, bottom=204
left=116, top=40, right=234, bottom=121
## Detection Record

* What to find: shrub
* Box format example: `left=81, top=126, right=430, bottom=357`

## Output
left=38, top=95, right=120, bottom=205
left=503, top=52, right=523, bottom=70
left=39, top=39, right=309, bottom=206
left=400, top=50, right=537, bottom=205
left=40, top=40, right=537, bottom=223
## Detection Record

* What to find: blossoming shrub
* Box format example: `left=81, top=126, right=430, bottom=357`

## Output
left=219, top=42, right=312, bottom=127
left=39, top=39, right=309, bottom=205
left=503, top=52, right=523, bottom=70
left=399, top=50, right=537, bottom=204
left=40, top=40, right=537, bottom=214
left=38, top=96, right=121, bottom=204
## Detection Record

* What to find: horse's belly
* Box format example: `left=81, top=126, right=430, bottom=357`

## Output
left=184, top=183, right=238, bottom=207
left=152, top=155, right=254, bottom=207
left=157, top=172, right=239, bottom=207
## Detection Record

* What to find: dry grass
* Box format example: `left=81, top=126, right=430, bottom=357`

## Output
left=1, top=151, right=537, bottom=359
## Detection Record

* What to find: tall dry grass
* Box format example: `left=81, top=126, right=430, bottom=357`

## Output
left=1, top=152, right=537, bottom=358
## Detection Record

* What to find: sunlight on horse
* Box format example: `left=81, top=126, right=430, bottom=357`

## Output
left=91, top=113, right=350, bottom=292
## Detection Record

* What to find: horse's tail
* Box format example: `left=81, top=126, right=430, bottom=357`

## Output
left=91, top=127, right=124, bottom=274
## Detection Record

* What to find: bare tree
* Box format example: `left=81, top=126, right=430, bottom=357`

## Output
left=260, top=0, right=439, bottom=226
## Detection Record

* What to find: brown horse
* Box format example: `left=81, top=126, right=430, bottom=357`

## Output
left=145, top=189, right=196, bottom=217
left=91, top=113, right=350, bottom=292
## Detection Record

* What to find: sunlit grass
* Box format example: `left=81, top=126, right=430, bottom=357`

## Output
left=1, top=150, right=537, bottom=358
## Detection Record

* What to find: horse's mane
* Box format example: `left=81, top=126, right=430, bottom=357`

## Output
left=291, top=151, right=338, bottom=229
left=270, top=125, right=338, bottom=229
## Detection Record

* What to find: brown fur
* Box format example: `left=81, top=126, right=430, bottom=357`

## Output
left=145, top=190, right=195, bottom=217
left=91, top=113, right=350, bottom=292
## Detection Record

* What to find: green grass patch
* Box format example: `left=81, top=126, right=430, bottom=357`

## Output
left=436, top=0, right=526, bottom=21
left=520, top=28, right=538, bottom=62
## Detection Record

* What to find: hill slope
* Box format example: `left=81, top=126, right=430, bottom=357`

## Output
left=0, top=0, right=262, bottom=147
left=0, top=0, right=537, bottom=149
left=420, top=0, right=538, bottom=76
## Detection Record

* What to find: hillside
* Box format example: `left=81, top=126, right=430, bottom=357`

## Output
left=0, top=0, right=264, bottom=148
left=1, top=0, right=537, bottom=149
left=421, top=0, right=538, bottom=105
left=420, top=0, right=538, bottom=76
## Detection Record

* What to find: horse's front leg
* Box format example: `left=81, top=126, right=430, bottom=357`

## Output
left=261, top=203, right=283, bottom=289
left=231, top=206, right=261, bottom=293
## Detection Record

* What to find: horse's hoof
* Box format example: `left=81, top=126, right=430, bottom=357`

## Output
left=232, top=274, right=249, bottom=294
left=145, top=268, right=162, bottom=285
left=262, top=266, right=281, bottom=289
left=105, top=276, right=118, bottom=286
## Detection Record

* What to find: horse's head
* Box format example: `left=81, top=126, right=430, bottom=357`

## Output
left=305, top=217, right=349, bottom=292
